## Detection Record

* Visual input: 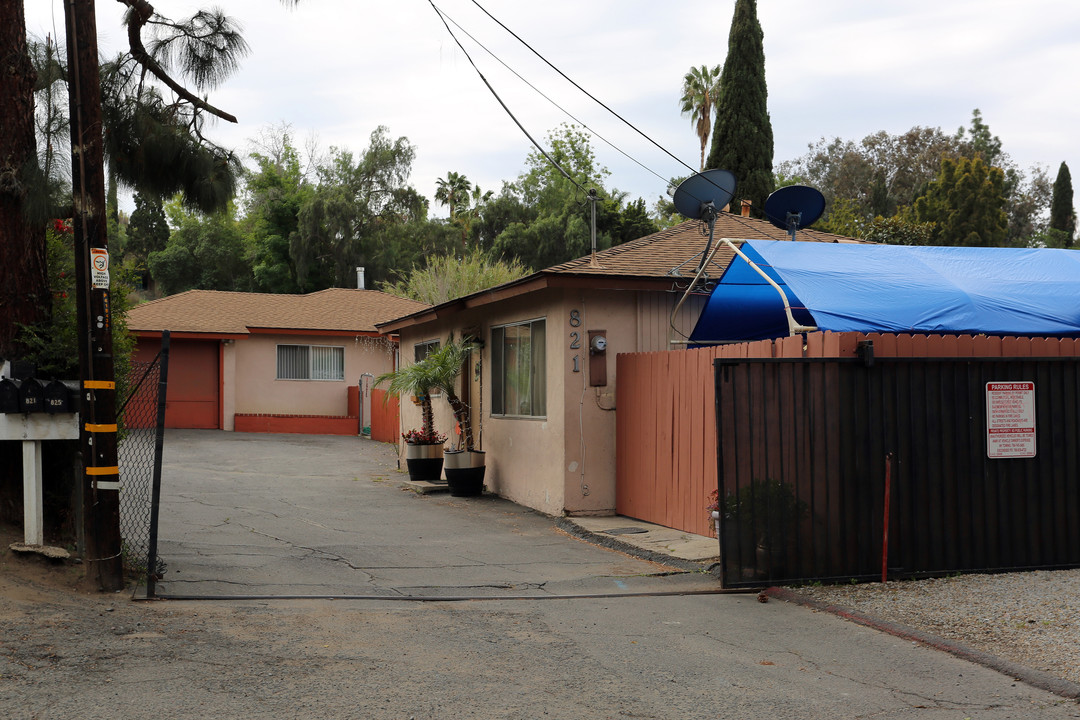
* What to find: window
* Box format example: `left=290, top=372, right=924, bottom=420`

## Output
left=491, top=319, right=546, bottom=417
left=414, top=340, right=439, bottom=362
left=276, top=345, right=344, bottom=381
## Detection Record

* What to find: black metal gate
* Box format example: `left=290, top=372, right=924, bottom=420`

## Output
left=117, top=331, right=170, bottom=594
left=715, top=352, right=1080, bottom=588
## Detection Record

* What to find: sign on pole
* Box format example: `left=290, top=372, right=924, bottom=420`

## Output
left=986, top=381, right=1036, bottom=459
left=90, top=248, right=109, bottom=289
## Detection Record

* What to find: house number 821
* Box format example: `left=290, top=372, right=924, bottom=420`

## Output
left=570, top=309, right=581, bottom=372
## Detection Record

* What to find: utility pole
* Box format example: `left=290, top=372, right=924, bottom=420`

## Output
left=65, top=0, right=123, bottom=591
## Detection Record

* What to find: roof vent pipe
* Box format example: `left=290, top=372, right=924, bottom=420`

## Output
left=357, top=267, right=365, bottom=290
left=741, top=199, right=752, bottom=217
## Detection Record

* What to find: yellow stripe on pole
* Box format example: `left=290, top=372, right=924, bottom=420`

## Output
left=83, top=380, right=115, bottom=390
left=86, top=466, right=120, bottom=476
left=84, top=423, right=118, bottom=433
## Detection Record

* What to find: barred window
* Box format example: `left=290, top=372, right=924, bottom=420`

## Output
left=276, top=345, right=344, bottom=381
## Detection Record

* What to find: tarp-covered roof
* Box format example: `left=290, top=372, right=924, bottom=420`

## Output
left=690, top=240, right=1080, bottom=343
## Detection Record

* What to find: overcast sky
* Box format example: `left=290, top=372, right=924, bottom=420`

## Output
left=26, top=0, right=1080, bottom=217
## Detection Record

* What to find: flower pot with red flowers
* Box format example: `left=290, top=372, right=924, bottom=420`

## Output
left=376, top=361, right=447, bottom=483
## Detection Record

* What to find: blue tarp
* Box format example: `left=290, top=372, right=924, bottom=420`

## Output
left=689, top=240, right=1080, bottom=343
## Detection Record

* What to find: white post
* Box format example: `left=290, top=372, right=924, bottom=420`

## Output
left=22, top=440, right=43, bottom=545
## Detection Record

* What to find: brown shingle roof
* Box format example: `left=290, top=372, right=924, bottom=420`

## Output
left=546, top=215, right=859, bottom=278
left=376, top=213, right=866, bottom=332
left=126, top=288, right=430, bottom=335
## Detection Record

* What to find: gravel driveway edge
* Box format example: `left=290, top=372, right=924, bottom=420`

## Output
left=766, top=586, right=1080, bottom=701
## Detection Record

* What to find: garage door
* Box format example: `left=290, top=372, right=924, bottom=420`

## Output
left=166, top=340, right=219, bottom=429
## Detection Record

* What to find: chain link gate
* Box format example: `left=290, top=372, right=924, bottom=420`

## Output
left=116, top=331, right=170, bottom=595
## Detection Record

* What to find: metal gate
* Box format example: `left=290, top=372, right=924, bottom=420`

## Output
left=715, top=352, right=1080, bottom=588
left=117, top=330, right=170, bottom=594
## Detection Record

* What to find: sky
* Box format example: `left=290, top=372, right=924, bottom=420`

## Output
left=25, top=0, right=1080, bottom=218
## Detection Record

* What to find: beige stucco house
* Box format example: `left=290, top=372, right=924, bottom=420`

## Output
left=127, top=288, right=428, bottom=435
left=376, top=214, right=853, bottom=518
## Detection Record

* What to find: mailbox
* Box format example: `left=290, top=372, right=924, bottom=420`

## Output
left=43, top=380, right=72, bottom=414
left=18, top=378, right=44, bottom=413
left=0, top=378, right=18, bottom=413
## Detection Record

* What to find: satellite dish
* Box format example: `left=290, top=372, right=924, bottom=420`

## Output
left=764, top=185, right=826, bottom=240
left=672, top=170, right=737, bottom=273
left=672, top=169, right=737, bottom=221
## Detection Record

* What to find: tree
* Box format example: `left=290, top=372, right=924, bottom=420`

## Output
left=1050, top=161, right=1076, bottom=248
left=913, top=156, right=1008, bottom=246
left=125, top=190, right=170, bottom=263
left=434, top=171, right=471, bottom=220
left=778, top=127, right=966, bottom=227
left=956, top=108, right=1003, bottom=166
left=291, top=127, right=427, bottom=290
left=244, top=129, right=312, bottom=293
left=705, top=0, right=773, bottom=215
left=148, top=200, right=250, bottom=294
left=679, top=64, right=721, bottom=171
left=0, top=2, right=50, bottom=358
left=380, top=248, right=529, bottom=305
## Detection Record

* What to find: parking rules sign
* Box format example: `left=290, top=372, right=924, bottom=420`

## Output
left=986, top=381, right=1036, bottom=459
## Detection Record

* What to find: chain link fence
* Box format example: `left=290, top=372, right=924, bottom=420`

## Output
left=116, top=334, right=169, bottom=585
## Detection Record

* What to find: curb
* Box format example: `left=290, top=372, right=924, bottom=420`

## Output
left=554, top=517, right=712, bottom=574
left=765, top=586, right=1080, bottom=701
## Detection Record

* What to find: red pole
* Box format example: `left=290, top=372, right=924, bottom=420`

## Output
left=881, top=453, right=893, bottom=584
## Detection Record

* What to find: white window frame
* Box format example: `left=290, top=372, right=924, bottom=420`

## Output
left=276, top=344, right=345, bottom=381
left=491, top=317, right=546, bottom=419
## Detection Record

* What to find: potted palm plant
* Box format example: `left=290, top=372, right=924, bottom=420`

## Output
left=375, top=360, right=446, bottom=482
left=425, top=336, right=485, bottom=496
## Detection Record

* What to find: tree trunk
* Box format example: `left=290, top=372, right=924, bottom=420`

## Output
left=0, top=2, right=50, bottom=358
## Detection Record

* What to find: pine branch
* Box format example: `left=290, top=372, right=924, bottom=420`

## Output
left=118, top=0, right=239, bottom=123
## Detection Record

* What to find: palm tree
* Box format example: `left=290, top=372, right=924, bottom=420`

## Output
left=434, top=171, right=471, bottom=221
left=424, top=336, right=480, bottom=450
left=374, top=360, right=439, bottom=442
left=458, top=183, right=494, bottom=249
left=680, top=64, right=722, bottom=171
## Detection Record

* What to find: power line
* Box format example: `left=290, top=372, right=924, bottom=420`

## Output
left=427, top=1, right=586, bottom=195
left=467, top=0, right=698, bottom=179
left=438, top=7, right=675, bottom=191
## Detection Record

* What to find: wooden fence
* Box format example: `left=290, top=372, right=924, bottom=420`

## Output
left=616, top=332, right=1080, bottom=578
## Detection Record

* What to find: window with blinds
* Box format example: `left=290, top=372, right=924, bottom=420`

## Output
left=276, top=344, right=344, bottom=381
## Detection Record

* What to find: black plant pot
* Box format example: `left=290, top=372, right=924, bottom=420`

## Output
left=405, top=443, right=444, bottom=482
left=444, top=450, right=485, bottom=497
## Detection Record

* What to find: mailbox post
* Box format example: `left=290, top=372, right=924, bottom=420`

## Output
left=0, top=410, right=79, bottom=546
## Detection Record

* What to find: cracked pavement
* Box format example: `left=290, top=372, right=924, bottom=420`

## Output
left=3, top=429, right=1078, bottom=718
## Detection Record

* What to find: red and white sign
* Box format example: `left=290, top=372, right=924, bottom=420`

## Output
left=90, top=247, right=109, bottom=289
left=986, top=381, right=1036, bottom=459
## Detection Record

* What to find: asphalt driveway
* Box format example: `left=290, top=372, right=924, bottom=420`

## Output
left=152, top=429, right=715, bottom=598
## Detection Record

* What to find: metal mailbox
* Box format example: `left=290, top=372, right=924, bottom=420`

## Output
left=18, top=378, right=44, bottom=413
left=0, top=378, right=18, bottom=413
left=43, top=380, right=72, bottom=414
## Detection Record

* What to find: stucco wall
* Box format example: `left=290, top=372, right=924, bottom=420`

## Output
left=393, top=285, right=703, bottom=519
left=230, top=333, right=396, bottom=419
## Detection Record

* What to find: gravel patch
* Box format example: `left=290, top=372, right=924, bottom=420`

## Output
left=789, top=568, right=1080, bottom=686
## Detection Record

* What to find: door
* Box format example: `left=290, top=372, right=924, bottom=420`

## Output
left=165, top=340, right=220, bottom=428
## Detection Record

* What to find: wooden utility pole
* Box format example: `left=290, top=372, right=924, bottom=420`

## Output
left=65, top=0, right=123, bottom=591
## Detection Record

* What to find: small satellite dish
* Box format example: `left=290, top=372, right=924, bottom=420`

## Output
left=764, top=185, right=826, bottom=240
left=672, top=170, right=737, bottom=274
left=672, top=169, right=737, bottom=221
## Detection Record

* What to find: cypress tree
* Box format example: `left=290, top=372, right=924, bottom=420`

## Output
left=1050, top=161, right=1076, bottom=248
left=705, top=0, right=774, bottom=217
